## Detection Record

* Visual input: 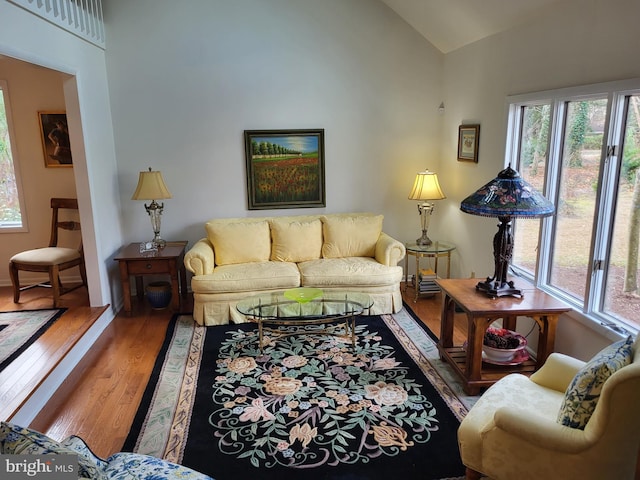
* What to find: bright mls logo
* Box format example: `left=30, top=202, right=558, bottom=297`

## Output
left=1, top=455, right=76, bottom=479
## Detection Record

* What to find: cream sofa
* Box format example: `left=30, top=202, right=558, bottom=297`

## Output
left=184, top=213, right=405, bottom=326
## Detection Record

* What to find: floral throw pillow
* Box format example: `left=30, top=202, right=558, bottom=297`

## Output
left=557, top=336, right=634, bottom=429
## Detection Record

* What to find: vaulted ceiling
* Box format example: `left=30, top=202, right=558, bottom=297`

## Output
left=380, top=0, right=568, bottom=53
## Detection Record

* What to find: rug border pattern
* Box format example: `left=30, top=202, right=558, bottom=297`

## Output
left=0, top=308, right=67, bottom=372
left=381, top=313, right=468, bottom=421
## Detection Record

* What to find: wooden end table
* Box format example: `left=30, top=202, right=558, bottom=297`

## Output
left=114, top=241, right=188, bottom=314
left=436, top=278, right=571, bottom=395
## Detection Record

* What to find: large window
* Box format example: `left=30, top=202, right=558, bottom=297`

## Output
left=507, top=80, right=640, bottom=334
left=0, top=79, right=25, bottom=230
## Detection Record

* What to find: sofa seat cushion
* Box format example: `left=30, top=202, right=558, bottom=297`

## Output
left=458, top=373, right=566, bottom=475
left=191, top=261, right=300, bottom=293
left=298, top=257, right=402, bottom=287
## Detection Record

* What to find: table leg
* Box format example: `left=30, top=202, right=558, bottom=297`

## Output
left=466, top=316, right=491, bottom=384
left=179, top=264, right=187, bottom=295
left=169, top=259, right=180, bottom=311
left=135, top=276, right=144, bottom=302
left=503, top=315, right=518, bottom=331
left=404, top=253, right=409, bottom=293
left=118, top=263, right=132, bottom=315
left=439, top=293, right=455, bottom=350
left=533, top=314, right=559, bottom=366
left=414, top=254, right=420, bottom=302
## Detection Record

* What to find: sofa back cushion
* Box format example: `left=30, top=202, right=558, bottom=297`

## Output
left=270, top=218, right=323, bottom=262
left=206, top=220, right=271, bottom=265
left=321, top=214, right=383, bottom=258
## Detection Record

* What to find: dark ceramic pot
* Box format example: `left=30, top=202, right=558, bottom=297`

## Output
left=145, top=281, right=171, bottom=310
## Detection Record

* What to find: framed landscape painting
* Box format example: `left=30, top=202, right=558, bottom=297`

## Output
left=244, top=129, right=325, bottom=210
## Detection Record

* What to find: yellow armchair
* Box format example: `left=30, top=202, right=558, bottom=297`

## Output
left=458, top=337, right=640, bottom=480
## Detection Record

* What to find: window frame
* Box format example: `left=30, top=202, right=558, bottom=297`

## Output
left=0, top=79, right=28, bottom=232
left=505, top=78, right=640, bottom=337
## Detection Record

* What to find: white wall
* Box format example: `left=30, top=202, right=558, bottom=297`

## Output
left=0, top=1, right=124, bottom=312
left=440, top=0, right=640, bottom=358
left=103, top=0, right=444, bottom=251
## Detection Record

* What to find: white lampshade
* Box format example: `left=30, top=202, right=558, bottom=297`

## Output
left=131, top=168, right=172, bottom=201
left=408, top=170, right=446, bottom=201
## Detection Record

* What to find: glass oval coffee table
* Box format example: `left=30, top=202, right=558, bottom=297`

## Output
left=236, top=289, right=373, bottom=351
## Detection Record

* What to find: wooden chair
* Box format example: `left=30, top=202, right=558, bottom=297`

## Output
left=9, top=198, right=87, bottom=307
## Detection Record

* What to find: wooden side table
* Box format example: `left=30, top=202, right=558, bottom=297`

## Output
left=404, top=242, right=455, bottom=301
left=114, top=241, right=188, bottom=314
left=436, top=278, right=571, bottom=395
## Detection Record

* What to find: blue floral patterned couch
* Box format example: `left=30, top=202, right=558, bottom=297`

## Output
left=0, top=422, right=212, bottom=479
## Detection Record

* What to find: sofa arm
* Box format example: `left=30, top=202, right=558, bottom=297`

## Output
left=375, top=232, right=406, bottom=266
left=493, top=407, right=592, bottom=454
left=184, top=238, right=215, bottom=276
left=529, top=352, right=586, bottom=393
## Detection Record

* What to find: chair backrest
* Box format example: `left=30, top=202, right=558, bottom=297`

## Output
left=49, top=198, right=82, bottom=250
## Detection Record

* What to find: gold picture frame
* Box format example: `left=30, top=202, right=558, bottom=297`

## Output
left=39, top=111, right=72, bottom=167
left=457, top=124, right=480, bottom=163
left=244, top=129, right=325, bottom=210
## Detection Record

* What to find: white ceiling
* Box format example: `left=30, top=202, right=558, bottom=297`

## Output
left=380, top=0, right=567, bottom=53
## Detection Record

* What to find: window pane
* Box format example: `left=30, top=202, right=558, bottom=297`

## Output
left=513, top=104, right=550, bottom=275
left=0, top=85, right=22, bottom=227
left=549, top=98, right=607, bottom=300
left=604, top=95, right=640, bottom=325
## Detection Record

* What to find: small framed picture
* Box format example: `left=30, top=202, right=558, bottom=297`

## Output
left=244, top=129, right=325, bottom=210
left=39, top=111, right=73, bottom=167
left=457, top=124, right=480, bottom=163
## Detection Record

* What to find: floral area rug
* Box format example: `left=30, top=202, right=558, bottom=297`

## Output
left=123, top=308, right=469, bottom=480
left=0, top=308, right=66, bottom=373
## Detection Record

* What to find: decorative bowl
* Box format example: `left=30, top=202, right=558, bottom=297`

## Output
left=482, top=328, right=527, bottom=363
left=284, top=287, right=323, bottom=303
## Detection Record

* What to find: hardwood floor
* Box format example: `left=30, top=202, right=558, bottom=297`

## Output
left=3, top=283, right=639, bottom=479
left=0, top=283, right=456, bottom=458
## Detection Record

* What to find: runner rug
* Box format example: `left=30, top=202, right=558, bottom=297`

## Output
left=123, top=308, right=470, bottom=480
left=0, top=308, right=66, bottom=373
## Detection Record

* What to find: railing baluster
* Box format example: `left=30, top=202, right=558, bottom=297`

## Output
left=7, top=0, right=105, bottom=49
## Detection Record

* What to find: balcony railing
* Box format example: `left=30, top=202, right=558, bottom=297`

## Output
left=8, top=0, right=105, bottom=49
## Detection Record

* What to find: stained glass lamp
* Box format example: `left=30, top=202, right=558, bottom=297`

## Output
left=460, top=165, right=554, bottom=297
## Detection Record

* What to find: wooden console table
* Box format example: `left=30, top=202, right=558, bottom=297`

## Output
left=436, top=278, right=571, bottom=395
left=114, top=241, right=188, bottom=314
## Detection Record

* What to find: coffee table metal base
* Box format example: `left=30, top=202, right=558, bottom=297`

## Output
left=236, top=290, right=373, bottom=352
left=255, top=314, right=357, bottom=352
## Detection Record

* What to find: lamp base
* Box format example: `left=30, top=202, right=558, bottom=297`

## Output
left=475, top=278, right=522, bottom=298
left=152, top=235, right=166, bottom=249
left=416, top=230, right=432, bottom=246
